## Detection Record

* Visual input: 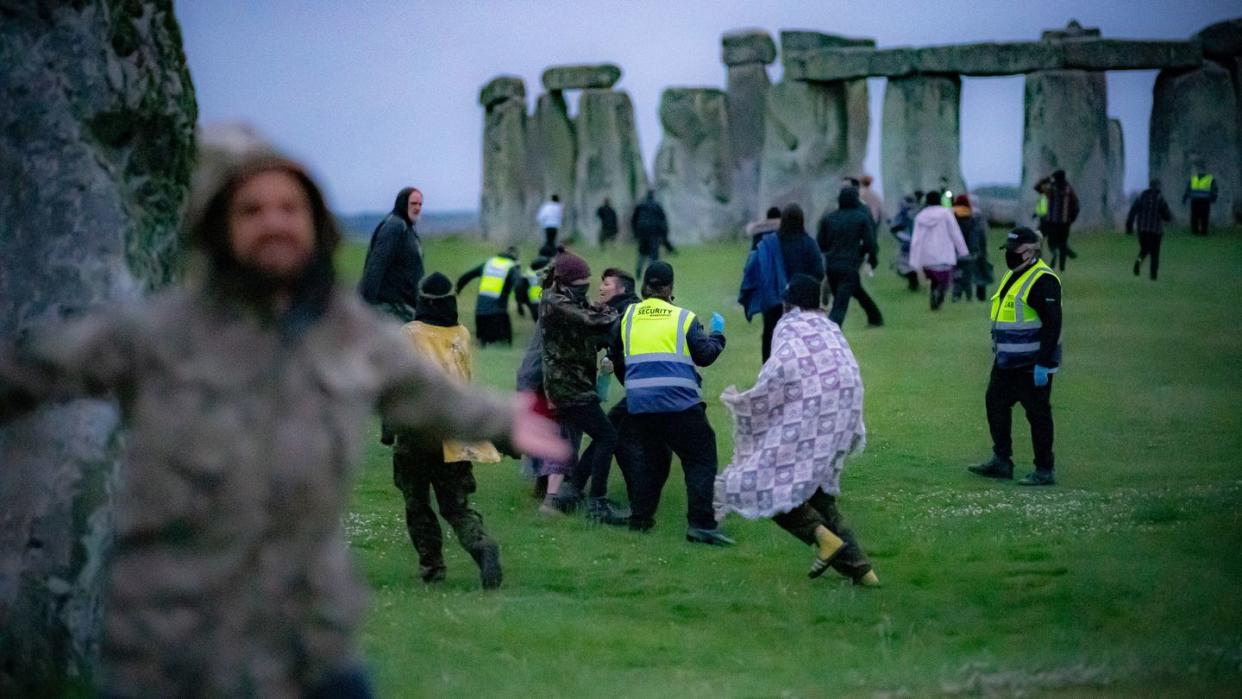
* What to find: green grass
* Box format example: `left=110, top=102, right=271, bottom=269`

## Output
left=337, top=227, right=1242, bottom=697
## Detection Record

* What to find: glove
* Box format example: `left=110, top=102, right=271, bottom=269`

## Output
left=710, top=312, right=725, bottom=334
left=1033, top=365, right=1052, bottom=387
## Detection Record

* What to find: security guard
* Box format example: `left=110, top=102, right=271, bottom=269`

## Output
left=1183, top=161, right=1218, bottom=236
left=515, top=256, right=547, bottom=322
left=609, top=261, right=733, bottom=543
left=456, top=246, right=521, bottom=346
left=970, top=227, right=1063, bottom=486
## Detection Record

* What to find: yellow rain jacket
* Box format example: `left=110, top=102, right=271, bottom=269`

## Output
left=402, top=321, right=502, bottom=463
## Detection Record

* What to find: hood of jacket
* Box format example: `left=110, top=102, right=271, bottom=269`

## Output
left=837, top=186, right=862, bottom=210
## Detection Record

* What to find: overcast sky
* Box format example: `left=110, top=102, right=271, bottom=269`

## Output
left=177, top=1, right=1236, bottom=214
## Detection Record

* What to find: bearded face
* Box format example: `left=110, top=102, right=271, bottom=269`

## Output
left=226, top=170, right=316, bottom=282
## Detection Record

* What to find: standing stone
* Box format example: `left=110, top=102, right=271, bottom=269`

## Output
left=759, top=77, right=869, bottom=222
left=0, top=2, right=195, bottom=693
left=653, top=88, right=734, bottom=243
left=573, top=89, right=648, bottom=244
left=1019, top=69, right=1111, bottom=228
left=1106, top=118, right=1126, bottom=226
left=530, top=92, right=577, bottom=234
left=541, top=64, right=622, bottom=91
left=1196, top=19, right=1242, bottom=220
left=1149, top=61, right=1241, bottom=226
left=722, top=29, right=775, bottom=224
left=479, top=76, right=534, bottom=243
left=880, top=75, right=965, bottom=205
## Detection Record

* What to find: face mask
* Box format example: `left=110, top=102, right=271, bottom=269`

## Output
left=568, top=284, right=590, bottom=301
left=1005, top=250, right=1029, bottom=270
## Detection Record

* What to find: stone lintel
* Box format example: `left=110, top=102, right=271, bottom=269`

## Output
left=479, top=75, right=525, bottom=108
left=722, top=29, right=776, bottom=66
left=541, top=64, right=622, bottom=91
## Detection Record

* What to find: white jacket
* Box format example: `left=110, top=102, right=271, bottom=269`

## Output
left=536, top=201, right=563, bottom=229
left=909, top=205, right=969, bottom=269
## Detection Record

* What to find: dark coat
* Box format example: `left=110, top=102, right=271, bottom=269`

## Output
left=358, top=212, right=423, bottom=307
left=632, top=196, right=670, bottom=254
left=540, top=284, right=617, bottom=408
left=817, top=187, right=878, bottom=271
left=1127, top=189, right=1173, bottom=234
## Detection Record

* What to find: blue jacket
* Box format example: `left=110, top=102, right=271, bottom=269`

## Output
left=738, top=233, right=787, bottom=321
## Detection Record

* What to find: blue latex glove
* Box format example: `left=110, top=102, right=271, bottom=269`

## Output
left=710, top=312, right=725, bottom=334
left=1033, top=365, right=1052, bottom=387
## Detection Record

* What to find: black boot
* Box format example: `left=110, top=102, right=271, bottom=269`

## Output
left=968, top=455, right=1014, bottom=480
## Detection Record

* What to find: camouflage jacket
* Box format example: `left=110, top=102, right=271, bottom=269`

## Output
left=0, top=284, right=513, bottom=697
left=539, top=284, right=616, bottom=409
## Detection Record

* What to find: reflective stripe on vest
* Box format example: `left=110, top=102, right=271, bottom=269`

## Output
left=525, top=271, right=542, bottom=302
left=990, top=259, right=1060, bottom=370
left=1035, top=194, right=1049, bottom=217
left=479, top=257, right=515, bottom=298
left=1190, top=174, right=1214, bottom=191
left=621, top=298, right=700, bottom=414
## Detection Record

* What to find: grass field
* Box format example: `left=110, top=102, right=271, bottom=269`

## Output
left=336, top=226, right=1242, bottom=697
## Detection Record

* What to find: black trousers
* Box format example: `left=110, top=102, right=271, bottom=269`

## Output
left=985, top=365, right=1055, bottom=472
left=575, top=399, right=645, bottom=500
left=771, top=489, right=872, bottom=580
left=1043, top=222, right=1071, bottom=271
left=543, top=226, right=559, bottom=250
left=562, top=402, right=619, bottom=498
left=1137, top=231, right=1163, bottom=280
left=476, top=313, right=512, bottom=346
left=761, top=305, right=783, bottom=362
left=628, top=405, right=719, bottom=530
left=636, top=247, right=660, bottom=281
left=826, top=268, right=884, bottom=326
left=1189, top=199, right=1211, bottom=235
left=393, top=439, right=490, bottom=578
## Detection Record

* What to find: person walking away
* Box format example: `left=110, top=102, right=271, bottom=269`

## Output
left=632, top=190, right=674, bottom=280
left=0, top=150, right=568, bottom=697
left=859, top=174, right=885, bottom=227
left=396, top=273, right=504, bottom=588
left=715, top=275, right=879, bottom=586
left=455, top=246, right=522, bottom=347
left=888, top=194, right=920, bottom=291
left=1183, top=160, right=1218, bottom=236
left=950, top=194, right=992, bottom=301
left=1127, top=179, right=1173, bottom=280
left=359, top=186, right=423, bottom=321
left=748, top=204, right=824, bottom=360
left=1034, top=170, right=1079, bottom=271
left=611, top=262, right=732, bottom=544
left=966, top=194, right=994, bottom=301
left=817, top=186, right=883, bottom=327
left=910, top=191, right=969, bottom=310
left=746, top=206, right=782, bottom=250
left=597, top=197, right=619, bottom=248
left=969, top=227, right=1062, bottom=486
left=515, top=255, right=548, bottom=322
left=537, top=194, right=564, bottom=255
left=538, top=249, right=620, bottom=515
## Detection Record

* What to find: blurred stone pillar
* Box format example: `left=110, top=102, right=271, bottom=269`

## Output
left=881, top=74, right=965, bottom=205
left=653, top=88, right=733, bottom=243
left=573, top=88, right=648, bottom=244
left=479, top=76, right=533, bottom=243
left=722, top=29, right=775, bottom=225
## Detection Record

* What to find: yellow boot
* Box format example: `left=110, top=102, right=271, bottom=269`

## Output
left=808, top=525, right=846, bottom=579
left=855, top=570, right=880, bottom=587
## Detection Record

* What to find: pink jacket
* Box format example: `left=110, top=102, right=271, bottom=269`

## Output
left=910, top=206, right=969, bottom=269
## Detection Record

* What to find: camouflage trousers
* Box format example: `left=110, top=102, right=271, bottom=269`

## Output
left=392, top=438, right=492, bottom=581
left=771, top=489, right=872, bottom=581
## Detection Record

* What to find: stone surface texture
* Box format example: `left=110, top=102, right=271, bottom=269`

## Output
left=725, top=58, right=772, bottom=224
left=1149, top=61, right=1241, bottom=226
left=653, top=88, right=736, bottom=242
left=1196, top=18, right=1242, bottom=60
left=479, top=75, right=525, bottom=108
left=573, top=89, right=649, bottom=244
left=1106, top=118, right=1126, bottom=226
left=1019, top=69, right=1111, bottom=229
left=721, top=29, right=776, bottom=66
left=880, top=75, right=965, bottom=206
left=541, top=64, right=621, bottom=91
left=530, top=92, right=577, bottom=233
left=0, top=1, right=195, bottom=693
left=480, top=82, right=535, bottom=243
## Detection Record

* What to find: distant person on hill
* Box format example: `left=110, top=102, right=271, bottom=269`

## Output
left=515, top=255, right=548, bottom=321
left=910, top=190, right=969, bottom=310
left=746, top=206, right=782, bottom=250
left=597, top=197, right=619, bottom=247
left=359, top=186, right=423, bottom=321
left=817, top=186, right=883, bottom=327
left=536, top=194, right=564, bottom=256
left=1127, top=179, right=1173, bottom=280
left=740, top=203, right=824, bottom=361
left=859, top=174, right=885, bottom=226
left=397, top=273, right=504, bottom=588
left=1034, top=170, right=1079, bottom=271
left=1183, top=159, right=1218, bottom=236
left=716, top=275, right=879, bottom=586
left=455, top=246, right=522, bottom=346
left=887, top=194, right=920, bottom=291
left=633, top=190, right=674, bottom=280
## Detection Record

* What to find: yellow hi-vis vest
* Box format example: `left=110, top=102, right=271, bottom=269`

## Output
left=1035, top=194, right=1049, bottom=217
left=524, top=271, right=542, bottom=302
left=620, top=298, right=701, bottom=413
left=941, top=190, right=953, bottom=208
left=1190, top=174, right=1214, bottom=191
left=479, top=256, right=515, bottom=298
left=990, top=259, right=1060, bottom=370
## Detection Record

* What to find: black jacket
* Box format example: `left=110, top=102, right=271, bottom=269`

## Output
left=358, top=213, right=423, bottom=307
left=817, top=188, right=878, bottom=271
left=632, top=197, right=672, bottom=254
left=995, top=270, right=1062, bottom=369
left=597, top=204, right=619, bottom=237
left=1126, top=189, right=1172, bottom=235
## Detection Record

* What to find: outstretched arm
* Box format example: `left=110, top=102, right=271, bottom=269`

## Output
left=455, top=264, right=484, bottom=294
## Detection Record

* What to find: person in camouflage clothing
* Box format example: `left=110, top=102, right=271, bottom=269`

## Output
left=0, top=147, right=568, bottom=698
left=538, top=249, right=619, bottom=516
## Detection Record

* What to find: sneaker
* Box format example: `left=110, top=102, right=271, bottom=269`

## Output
left=419, top=565, right=446, bottom=584
left=968, top=455, right=1014, bottom=480
left=585, top=497, right=629, bottom=526
left=537, top=499, right=565, bottom=517
left=686, top=527, right=736, bottom=546
left=1017, top=469, right=1056, bottom=486
left=477, top=541, right=503, bottom=590
left=854, top=569, right=881, bottom=587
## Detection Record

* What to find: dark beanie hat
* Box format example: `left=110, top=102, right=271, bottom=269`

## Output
left=643, top=261, right=674, bottom=288
left=552, top=248, right=591, bottom=284
left=419, top=271, right=453, bottom=299
left=783, top=273, right=821, bottom=310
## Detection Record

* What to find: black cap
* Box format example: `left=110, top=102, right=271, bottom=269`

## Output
left=643, top=261, right=674, bottom=288
left=1000, top=226, right=1041, bottom=250
left=419, top=271, right=453, bottom=298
